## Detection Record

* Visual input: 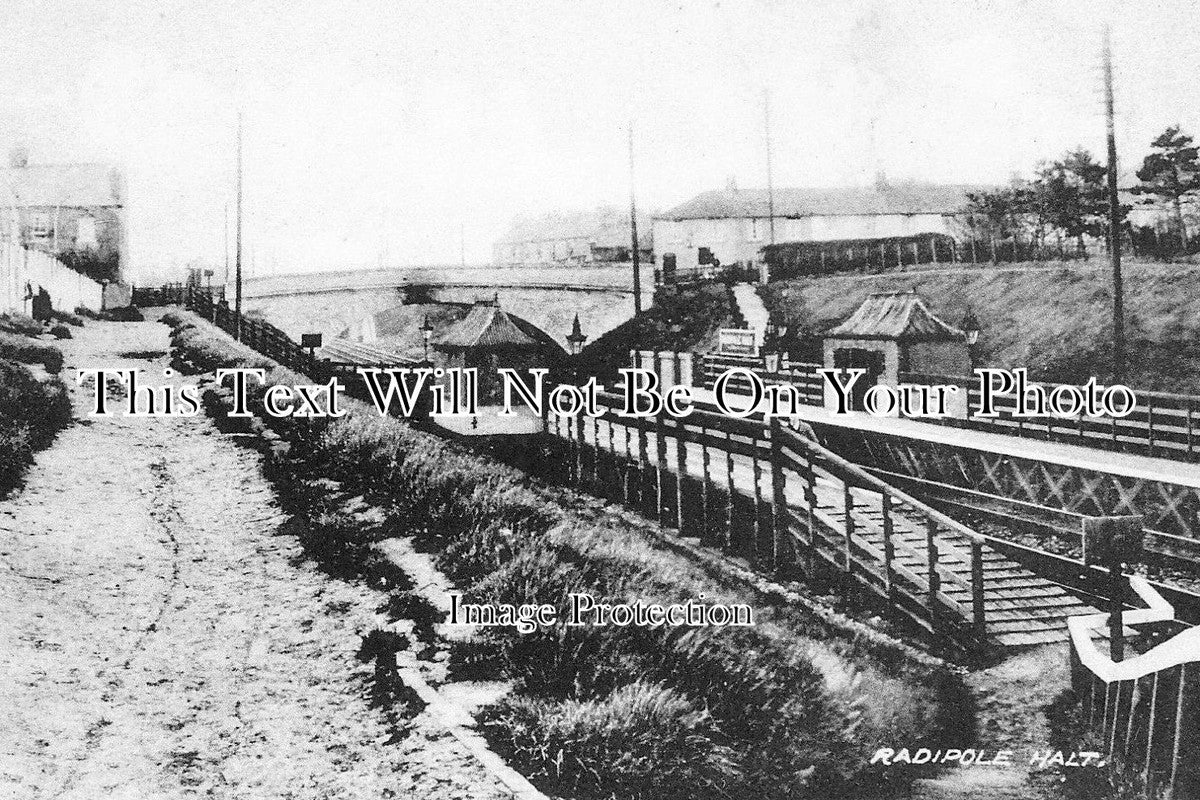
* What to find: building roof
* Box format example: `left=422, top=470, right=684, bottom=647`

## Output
left=826, top=291, right=965, bottom=342
left=434, top=301, right=566, bottom=354
left=0, top=163, right=124, bottom=207
left=497, top=207, right=652, bottom=249
left=658, top=183, right=990, bottom=220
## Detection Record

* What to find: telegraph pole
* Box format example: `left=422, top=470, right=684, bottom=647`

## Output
left=1104, top=26, right=1124, bottom=382
left=234, top=112, right=244, bottom=341
left=223, top=201, right=230, bottom=288
left=628, top=123, right=643, bottom=314
left=763, top=88, right=777, bottom=284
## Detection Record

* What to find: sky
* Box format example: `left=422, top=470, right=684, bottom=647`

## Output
left=2, top=0, right=1198, bottom=280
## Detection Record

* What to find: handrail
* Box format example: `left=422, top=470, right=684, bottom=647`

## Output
left=1067, top=576, right=1200, bottom=683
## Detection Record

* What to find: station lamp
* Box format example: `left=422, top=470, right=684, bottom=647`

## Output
left=420, top=314, right=435, bottom=361
left=960, top=307, right=981, bottom=346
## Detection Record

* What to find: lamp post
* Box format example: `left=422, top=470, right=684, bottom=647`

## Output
left=566, top=313, right=587, bottom=384
left=420, top=314, right=434, bottom=363
left=960, top=307, right=980, bottom=345
left=961, top=307, right=981, bottom=369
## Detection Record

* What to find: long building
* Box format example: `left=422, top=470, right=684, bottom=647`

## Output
left=653, top=181, right=986, bottom=272
left=493, top=206, right=653, bottom=266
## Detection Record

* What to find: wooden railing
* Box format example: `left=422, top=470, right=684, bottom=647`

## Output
left=902, top=370, right=1200, bottom=462
left=693, top=352, right=1200, bottom=463
left=135, top=284, right=423, bottom=409
left=547, top=389, right=993, bottom=656
left=1068, top=578, right=1200, bottom=797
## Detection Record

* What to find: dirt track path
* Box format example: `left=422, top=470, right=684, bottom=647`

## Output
left=0, top=319, right=509, bottom=799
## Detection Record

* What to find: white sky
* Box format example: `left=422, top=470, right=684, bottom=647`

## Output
left=2, top=0, right=1197, bottom=279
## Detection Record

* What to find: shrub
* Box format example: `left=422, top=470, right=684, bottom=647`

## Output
left=487, top=681, right=740, bottom=800
left=0, top=332, right=63, bottom=373
left=0, top=313, right=43, bottom=337
left=50, top=324, right=72, bottom=340
left=0, top=358, right=71, bottom=493
left=50, top=309, right=85, bottom=327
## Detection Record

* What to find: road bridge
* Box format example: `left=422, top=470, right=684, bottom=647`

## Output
left=239, top=265, right=654, bottom=351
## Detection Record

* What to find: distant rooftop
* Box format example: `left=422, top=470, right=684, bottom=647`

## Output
left=0, top=162, right=124, bottom=207
left=497, top=206, right=652, bottom=249
left=827, top=290, right=965, bottom=342
left=659, top=183, right=991, bottom=220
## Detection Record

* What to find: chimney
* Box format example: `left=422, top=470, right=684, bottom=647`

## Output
left=8, top=145, right=29, bottom=169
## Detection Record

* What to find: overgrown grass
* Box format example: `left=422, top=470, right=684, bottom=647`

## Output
left=0, top=357, right=71, bottom=494
left=164, top=308, right=974, bottom=800
left=0, top=331, right=63, bottom=374
left=0, top=313, right=43, bottom=337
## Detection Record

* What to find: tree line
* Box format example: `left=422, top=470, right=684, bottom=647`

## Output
left=962, top=125, right=1200, bottom=262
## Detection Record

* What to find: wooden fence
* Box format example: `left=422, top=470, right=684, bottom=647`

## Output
left=1068, top=577, right=1200, bottom=798
left=546, top=385, right=998, bottom=655
left=901, top=370, right=1200, bottom=463
left=134, top=283, right=423, bottom=407
left=694, top=352, right=1200, bottom=463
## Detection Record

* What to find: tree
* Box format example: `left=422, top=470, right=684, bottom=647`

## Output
left=964, top=187, right=1024, bottom=263
left=1034, top=149, right=1109, bottom=258
left=1133, top=125, right=1200, bottom=251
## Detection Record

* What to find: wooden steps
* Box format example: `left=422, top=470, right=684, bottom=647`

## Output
left=810, top=480, right=1098, bottom=647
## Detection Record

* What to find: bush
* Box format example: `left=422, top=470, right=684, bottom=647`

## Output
left=0, top=332, right=63, bottom=373
left=486, top=681, right=740, bottom=800
left=0, top=313, right=43, bottom=337
left=50, top=324, right=72, bottom=340
left=0, top=358, right=71, bottom=493
left=51, top=309, right=85, bottom=327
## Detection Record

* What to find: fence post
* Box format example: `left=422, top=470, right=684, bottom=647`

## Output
left=655, top=412, right=670, bottom=527
left=724, top=430, right=736, bottom=552
left=1144, top=670, right=1160, bottom=787
left=770, top=418, right=791, bottom=576
left=674, top=419, right=688, bottom=533
left=752, top=445, right=766, bottom=567
left=700, top=440, right=712, bottom=544
left=843, top=484, right=854, bottom=574
left=926, top=517, right=940, bottom=634
left=1169, top=663, right=1187, bottom=794
left=971, top=537, right=986, bottom=644
left=804, top=456, right=818, bottom=579
left=882, top=492, right=895, bottom=601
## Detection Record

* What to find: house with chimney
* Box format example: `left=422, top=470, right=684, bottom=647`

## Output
left=0, top=147, right=126, bottom=283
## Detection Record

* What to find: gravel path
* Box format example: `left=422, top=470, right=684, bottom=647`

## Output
left=0, top=319, right=511, bottom=799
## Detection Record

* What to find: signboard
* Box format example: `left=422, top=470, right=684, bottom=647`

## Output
left=301, top=333, right=323, bottom=349
left=718, top=328, right=757, bottom=356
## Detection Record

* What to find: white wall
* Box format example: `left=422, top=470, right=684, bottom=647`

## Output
left=0, top=243, right=104, bottom=315
left=654, top=213, right=955, bottom=270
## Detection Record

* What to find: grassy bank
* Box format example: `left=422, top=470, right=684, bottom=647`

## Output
left=759, top=260, right=1200, bottom=392
left=0, top=314, right=72, bottom=494
left=163, top=308, right=974, bottom=800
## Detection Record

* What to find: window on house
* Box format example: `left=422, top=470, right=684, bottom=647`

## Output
left=29, top=212, right=50, bottom=238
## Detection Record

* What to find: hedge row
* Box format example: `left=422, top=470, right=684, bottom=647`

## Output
left=0, top=356, right=71, bottom=494
left=162, top=308, right=974, bottom=800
